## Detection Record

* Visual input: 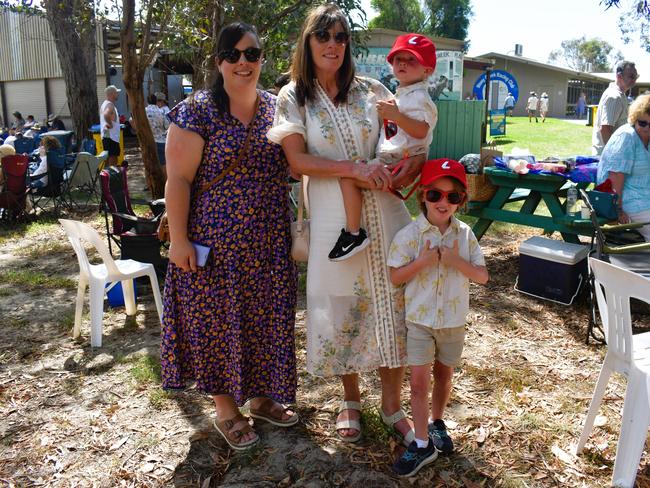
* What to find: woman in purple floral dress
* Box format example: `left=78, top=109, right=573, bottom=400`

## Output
left=161, top=22, right=298, bottom=451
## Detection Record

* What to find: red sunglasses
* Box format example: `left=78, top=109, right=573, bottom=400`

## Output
left=424, top=188, right=466, bottom=205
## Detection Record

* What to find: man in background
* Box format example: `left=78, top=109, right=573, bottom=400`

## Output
left=592, top=60, right=638, bottom=155
left=100, top=85, right=122, bottom=167
left=526, top=92, right=539, bottom=123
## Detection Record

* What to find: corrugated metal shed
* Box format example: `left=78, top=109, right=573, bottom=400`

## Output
left=0, top=11, right=105, bottom=82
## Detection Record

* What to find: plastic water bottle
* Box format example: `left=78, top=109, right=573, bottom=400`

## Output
left=566, top=186, right=578, bottom=217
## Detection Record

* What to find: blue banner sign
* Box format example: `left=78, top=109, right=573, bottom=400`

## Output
left=473, top=70, right=519, bottom=109
left=489, top=109, right=507, bottom=136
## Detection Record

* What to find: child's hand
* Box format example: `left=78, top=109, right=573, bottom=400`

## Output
left=417, top=240, right=439, bottom=267
left=440, top=240, right=461, bottom=267
left=377, top=100, right=401, bottom=121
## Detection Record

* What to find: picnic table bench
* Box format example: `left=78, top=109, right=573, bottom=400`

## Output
left=464, top=167, right=597, bottom=244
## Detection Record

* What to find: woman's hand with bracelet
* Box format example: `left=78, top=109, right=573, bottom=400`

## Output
left=351, top=158, right=392, bottom=191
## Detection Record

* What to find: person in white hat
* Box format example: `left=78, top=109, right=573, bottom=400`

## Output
left=526, top=91, right=539, bottom=123
left=539, top=92, right=550, bottom=123
left=100, top=85, right=122, bottom=166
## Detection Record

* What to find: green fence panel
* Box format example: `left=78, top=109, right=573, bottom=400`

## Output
left=428, top=100, right=486, bottom=160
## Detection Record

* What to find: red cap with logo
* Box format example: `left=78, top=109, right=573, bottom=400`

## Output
left=386, top=34, right=437, bottom=70
left=420, top=158, right=467, bottom=189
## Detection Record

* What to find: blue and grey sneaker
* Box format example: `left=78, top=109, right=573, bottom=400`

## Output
left=429, top=419, right=454, bottom=454
left=392, top=438, right=438, bottom=477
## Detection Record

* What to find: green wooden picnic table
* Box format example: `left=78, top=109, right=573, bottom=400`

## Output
left=465, top=167, right=596, bottom=244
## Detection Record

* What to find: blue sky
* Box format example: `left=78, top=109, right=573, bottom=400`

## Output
left=359, top=0, right=650, bottom=76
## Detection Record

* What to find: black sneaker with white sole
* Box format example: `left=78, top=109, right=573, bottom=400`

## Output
left=328, top=228, right=370, bottom=261
left=429, top=418, right=454, bottom=454
left=392, top=438, right=438, bottom=477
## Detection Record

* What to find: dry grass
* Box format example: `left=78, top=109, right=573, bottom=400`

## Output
left=1, top=142, right=650, bottom=487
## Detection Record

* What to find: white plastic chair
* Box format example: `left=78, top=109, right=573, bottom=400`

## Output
left=576, top=257, right=650, bottom=487
left=59, top=218, right=163, bottom=347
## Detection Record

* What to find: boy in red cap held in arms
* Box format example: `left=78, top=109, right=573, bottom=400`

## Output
left=328, top=34, right=439, bottom=261
left=387, top=159, right=489, bottom=477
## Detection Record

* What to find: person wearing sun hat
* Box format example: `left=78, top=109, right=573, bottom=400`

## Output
left=526, top=91, right=539, bottom=123
left=330, top=32, right=438, bottom=262
left=387, top=158, right=488, bottom=477
left=539, top=92, right=550, bottom=123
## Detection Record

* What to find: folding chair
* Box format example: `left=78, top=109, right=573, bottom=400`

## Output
left=99, top=165, right=167, bottom=276
left=59, top=218, right=163, bottom=347
left=580, top=190, right=650, bottom=343
left=63, top=152, right=106, bottom=207
left=0, top=154, right=30, bottom=224
left=576, top=258, right=650, bottom=488
left=30, top=149, right=67, bottom=216
left=13, top=137, right=34, bottom=155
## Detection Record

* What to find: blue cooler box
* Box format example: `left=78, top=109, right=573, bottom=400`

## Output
left=516, top=236, right=589, bottom=305
left=105, top=280, right=137, bottom=308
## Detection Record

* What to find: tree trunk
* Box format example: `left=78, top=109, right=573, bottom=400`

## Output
left=120, top=0, right=165, bottom=199
left=43, top=0, right=99, bottom=143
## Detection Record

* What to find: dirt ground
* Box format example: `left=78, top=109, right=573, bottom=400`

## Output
left=1, top=142, right=650, bottom=487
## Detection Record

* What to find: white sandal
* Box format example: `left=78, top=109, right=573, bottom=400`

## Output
left=336, top=400, right=362, bottom=443
left=380, top=408, right=415, bottom=447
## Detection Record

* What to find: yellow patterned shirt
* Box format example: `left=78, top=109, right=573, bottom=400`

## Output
left=387, top=214, right=485, bottom=329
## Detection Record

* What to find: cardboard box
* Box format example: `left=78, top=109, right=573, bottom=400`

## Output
left=516, top=237, right=589, bottom=305
left=480, top=147, right=503, bottom=168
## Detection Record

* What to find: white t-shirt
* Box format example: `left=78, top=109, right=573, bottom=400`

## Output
left=376, top=81, right=437, bottom=163
left=527, top=96, right=539, bottom=111
left=100, top=99, right=120, bottom=143
left=31, top=155, right=48, bottom=186
left=592, top=82, right=629, bottom=155
left=539, top=97, right=549, bottom=112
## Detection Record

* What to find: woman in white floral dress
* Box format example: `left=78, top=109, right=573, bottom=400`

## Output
left=268, top=3, right=424, bottom=444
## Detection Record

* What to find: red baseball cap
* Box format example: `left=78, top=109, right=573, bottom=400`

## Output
left=420, top=158, right=467, bottom=189
left=386, top=34, right=437, bottom=70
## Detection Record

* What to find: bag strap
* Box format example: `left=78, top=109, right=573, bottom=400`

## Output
left=197, top=94, right=260, bottom=196
left=295, top=176, right=306, bottom=230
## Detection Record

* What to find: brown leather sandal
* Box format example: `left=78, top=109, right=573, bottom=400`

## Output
left=249, top=397, right=299, bottom=427
left=213, top=413, right=259, bottom=451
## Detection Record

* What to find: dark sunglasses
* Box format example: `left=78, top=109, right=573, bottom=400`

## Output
left=637, top=119, right=650, bottom=128
left=425, top=189, right=466, bottom=205
left=311, top=29, right=349, bottom=44
left=218, top=47, right=262, bottom=64
left=384, top=119, right=398, bottom=139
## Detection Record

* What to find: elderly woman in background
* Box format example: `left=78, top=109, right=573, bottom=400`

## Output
left=268, top=3, right=424, bottom=445
left=597, top=94, right=650, bottom=241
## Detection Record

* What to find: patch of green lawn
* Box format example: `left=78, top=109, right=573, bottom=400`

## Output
left=490, top=116, right=592, bottom=158
left=0, top=269, right=75, bottom=290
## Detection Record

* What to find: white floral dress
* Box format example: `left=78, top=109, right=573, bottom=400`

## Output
left=268, top=77, right=410, bottom=376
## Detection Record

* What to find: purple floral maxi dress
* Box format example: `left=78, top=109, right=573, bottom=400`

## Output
left=161, top=90, right=297, bottom=406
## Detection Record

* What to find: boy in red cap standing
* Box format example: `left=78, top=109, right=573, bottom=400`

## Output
left=328, top=34, right=438, bottom=261
left=387, top=159, right=488, bottom=477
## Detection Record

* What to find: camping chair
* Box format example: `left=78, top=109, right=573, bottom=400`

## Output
left=576, top=258, right=650, bottom=488
left=59, top=218, right=163, bottom=347
left=580, top=190, right=650, bottom=343
left=13, top=137, right=34, bottom=155
left=99, top=165, right=167, bottom=276
left=63, top=151, right=106, bottom=207
left=0, top=154, right=30, bottom=224
left=30, top=149, right=67, bottom=216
